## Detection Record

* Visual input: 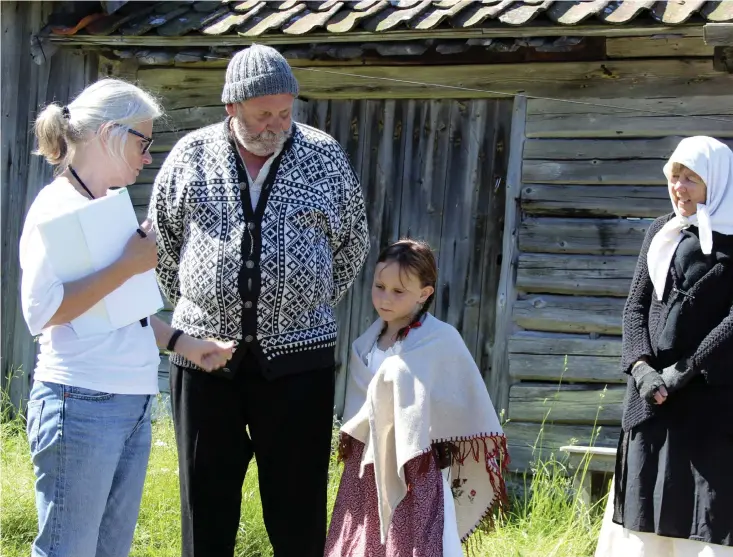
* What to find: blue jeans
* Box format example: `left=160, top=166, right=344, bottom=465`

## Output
left=26, top=381, right=152, bottom=557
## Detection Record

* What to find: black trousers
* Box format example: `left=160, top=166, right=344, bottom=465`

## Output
left=170, top=355, right=335, bottom=557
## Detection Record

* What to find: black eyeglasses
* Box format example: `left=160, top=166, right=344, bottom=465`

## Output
left=113, top=124, right=154, bottom=155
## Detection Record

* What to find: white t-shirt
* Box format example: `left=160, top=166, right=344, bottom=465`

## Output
left=19, top=179, right=160, bottom=395
left=366, top=342, right=462, bottom=556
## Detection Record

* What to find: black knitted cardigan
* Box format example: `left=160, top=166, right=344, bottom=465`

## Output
left=621, top=213, right=733, bottom=431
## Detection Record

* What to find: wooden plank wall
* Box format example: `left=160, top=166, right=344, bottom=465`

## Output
left=504, top=95, right=733, bottom=471
left=126, top=63, right=512, bottom=415
left=1, top=2, right=98, bottom=411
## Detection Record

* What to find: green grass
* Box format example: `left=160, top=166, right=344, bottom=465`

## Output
left=1, top=398, right=604, bottom=557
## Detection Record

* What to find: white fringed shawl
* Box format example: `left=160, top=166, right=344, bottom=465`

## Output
left=341, top=314, right=508, bottom=544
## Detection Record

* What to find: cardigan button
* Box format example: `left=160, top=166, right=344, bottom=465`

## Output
left=245, top=260, right=254, bottom=269
left=245, top=335, right=254, bottom=343
left=244, top=301, right=253, bottom=309
left=247, top=222, right=256, bottom=230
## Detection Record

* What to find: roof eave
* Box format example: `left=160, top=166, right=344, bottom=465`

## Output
left=48, top=22, right=704, bottom=48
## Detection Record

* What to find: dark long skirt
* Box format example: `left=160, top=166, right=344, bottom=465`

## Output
left=612, top=417, right=733, bottom=546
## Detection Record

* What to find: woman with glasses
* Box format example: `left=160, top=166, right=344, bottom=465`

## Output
left=20, top=79, right=234, bottom=557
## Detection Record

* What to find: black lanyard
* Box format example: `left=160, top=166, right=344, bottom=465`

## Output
left=68, top=165, right=149, bottom=328
left=68, top=166, right=96, bottom=199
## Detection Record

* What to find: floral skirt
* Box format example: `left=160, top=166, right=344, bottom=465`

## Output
left=325, top=437, right=462, bottom=557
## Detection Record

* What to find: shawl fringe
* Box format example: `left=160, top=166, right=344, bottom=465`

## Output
left=339, top=431, right=510, bottom=545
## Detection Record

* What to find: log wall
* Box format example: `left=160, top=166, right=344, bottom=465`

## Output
left=1, top=2, right=98, bottom=411
left=504, top=95, right=733, bottom=470
left=121, top=61, right=512, bottom=416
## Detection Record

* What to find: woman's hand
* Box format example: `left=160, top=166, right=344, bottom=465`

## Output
left=631, top=361, right=668, bottom=405
left=176, top=335, right=234, bottom=372
left=120, top=220, right=157, bottom=276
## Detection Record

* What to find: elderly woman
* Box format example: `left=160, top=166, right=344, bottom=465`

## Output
left=596, top=136, right=733, bottom=556
left=21, top=79, right=233, bottom=557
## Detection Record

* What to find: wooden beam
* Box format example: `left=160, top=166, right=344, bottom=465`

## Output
left=606, top=35, right=712, bottom=58
left=526, top=96, right=733, bottom=139
left=513, top=294, right=625, bottom=335
left=704, top=23, right=733, bottom=46
left=135, top=59, right=733, bottom=105
left=509, top=353, right=624, bottom=383
left=488, top=95, right=526, bottom=415
left=521, top=185, right=670, bottom=219
left=508, top=331, right=622, bottom=357
left=508, top=383, right=625, bottom=425
left=154, top=105, right=227, bottom=133
left=505, top=421, right=621, bottom=472
left=522, top=159, right=665, bottom=185
left=519, top=217, right=651, bottom=256
left=516, top=253, right=638, bottom=297
left=49, top=23, right=704, bottom=48
left=713, top=46, right=733, bottom=72
left=522, top=137, right=733, bottom=160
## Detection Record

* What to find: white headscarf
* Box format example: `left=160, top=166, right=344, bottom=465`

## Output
left=647, top=136, right=733, bottom=300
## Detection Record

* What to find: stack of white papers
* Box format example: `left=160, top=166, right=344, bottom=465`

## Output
left=37, top=188, right=163, bottom=337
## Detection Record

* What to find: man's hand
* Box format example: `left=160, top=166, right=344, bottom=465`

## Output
left=176, top=336, right=234, bottom=372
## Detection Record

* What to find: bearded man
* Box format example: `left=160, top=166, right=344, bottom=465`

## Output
left=149, top=44, right=369, bottom=557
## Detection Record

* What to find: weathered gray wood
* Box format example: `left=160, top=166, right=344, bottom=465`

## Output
left=523, top=138, right=692, bottom=161
left=151, top=131, right=185, bottom=152
left=2, top=2, right=99, bottom=412
left=521, top=185, right=670, bottom=219
left=522, top=160, right=666, bottom=185
left=606, top=35, right=713, bottom=58
left=475, top=102, right=512, bottom=394
left=713, top=46, right=733, bottom=72
left=154, top=105, right=226, bottom=133
left=137, top=67, right=225, bottom=110
left=508, top=383, right=625, bottom=425
left=437, top=100, right=492, bottom=358
left=344, top=101, right=395, bottom=409
left=516, top=253, right=637, bottom=297
left=513, top=294, right=625, bottom=335
left=527, top=96, right=733, bottom=117
left=509, top=331, right=622, bottom=357
left=505, top=421, right=620, bottom=471
left=509, top=353, right=624, bottom=384
left=319, top=100, right=361, bottom=418
left=129, top=183, right=154, bottom=207
left=526, top=96, right=733, bottom=138
left=704, top=23, right=733, bottom=47
left=137, top=167, right=159, bottom=185
left=519, top=217, right=652, bottom=255
left=50, top=24, right=706, bottom=50
left=136, top=60, right=733, bottom=102
left=488, top=95, right=526, bottom=415
left=400, top=99, right=451, bottom=250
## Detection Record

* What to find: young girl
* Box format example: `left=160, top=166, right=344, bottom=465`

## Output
left=325, top=239, right=508, bottom=556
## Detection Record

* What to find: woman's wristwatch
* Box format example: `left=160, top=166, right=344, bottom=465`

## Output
left=167, top=329, right=185, bottom=352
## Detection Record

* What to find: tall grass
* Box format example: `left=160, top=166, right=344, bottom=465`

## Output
left=1, top=392, right=606, bottom=557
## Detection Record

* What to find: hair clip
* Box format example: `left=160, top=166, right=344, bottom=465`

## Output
left=61, top=106, right=71, bottom=119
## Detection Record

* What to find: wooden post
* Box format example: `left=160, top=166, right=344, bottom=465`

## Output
left=704, top=23, right=733, bottom=46
left=713, top=47, right=733, bottom=72
left=488, top=95, right=526, bottom=414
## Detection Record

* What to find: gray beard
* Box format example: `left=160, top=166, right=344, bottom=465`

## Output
left=232, top=118, right=290, bottom=157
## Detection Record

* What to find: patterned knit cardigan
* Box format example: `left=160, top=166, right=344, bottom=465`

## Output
left=149, top=119, right=370, bottom=373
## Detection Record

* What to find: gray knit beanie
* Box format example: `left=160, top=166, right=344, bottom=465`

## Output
left=221, top=44, right=299, bottom=104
